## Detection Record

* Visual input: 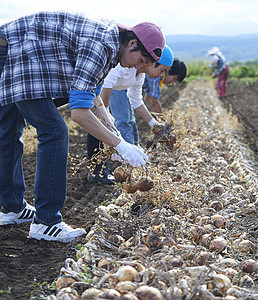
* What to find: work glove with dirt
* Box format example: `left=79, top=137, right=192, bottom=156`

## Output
left=113, top=139, right=148, bottom=167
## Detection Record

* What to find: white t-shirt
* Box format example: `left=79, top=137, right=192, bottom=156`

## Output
left=102, top=63, right=145, bottom=109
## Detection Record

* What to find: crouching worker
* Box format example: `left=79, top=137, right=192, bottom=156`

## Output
left=0, top=12, right=165, bottom=242
left=205, top=47, right=229, bottom=98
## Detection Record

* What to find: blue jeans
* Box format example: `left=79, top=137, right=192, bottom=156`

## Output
left=0, top=45, right=69, bottom=225
left=109, top=90, right=139, bottom=145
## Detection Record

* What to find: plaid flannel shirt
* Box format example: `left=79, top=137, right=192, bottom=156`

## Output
left=142, top=74, right=163, bottom=99
left=0, top=11, right=120, bottom=106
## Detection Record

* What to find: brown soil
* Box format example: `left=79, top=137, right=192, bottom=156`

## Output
left=0, top=79, right=257, bottom=299
left=220, top=79, right=258, bottom=156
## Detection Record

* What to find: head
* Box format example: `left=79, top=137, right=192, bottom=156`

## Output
left=163, top=58, right=187, bottom=84
left=205, top=47, right=220, bottom=58
left=117, top=22, right=165, bottom=69
left=138, top=45, right=174, bottom=79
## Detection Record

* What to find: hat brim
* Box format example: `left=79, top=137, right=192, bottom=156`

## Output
left=116, top=22, right=132, bottom=31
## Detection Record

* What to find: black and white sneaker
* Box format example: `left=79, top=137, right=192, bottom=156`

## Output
left=29, top=221, right=86, bottom=243
left=0, top=203, right=35, bottom=225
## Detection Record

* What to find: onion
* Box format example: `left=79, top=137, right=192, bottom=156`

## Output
left=166, top=134, right=177, bottom=149
left=96, top=289, right=121, bottom=300
left=115, top=281, right=138, bottom=295
left=124, top=180, right=138, bottom=194
left=239, top=240, right=255, bottom=254
left=163, top=255, right=183, bottom=268
left=209, top=236, right=227, bottom=253
left=135, top=285, right=162, bottom=300
left=200, top=233, right=212, bottom=248
left=241, top=259, right=257, bottom=274
left=209, top=200, right=224, bottom=211
left=196, top=251, right=215, bottom=265
left=203, top=224, right=215, bottom=234
left=136, top=178, right=154, bottom=192
left=190, top=225, right=204, bottom=243
left=116, top=266, right=140, bottom=282
left=56, top=287, right=79, bottom=299
left=210, top=184, right=223, bottom=194
left=81, top=288, right=102, bottom=300
left=134, top=245, right=150, bottom=257
left=211, top=214, right=226, bottom=228
left=55, top=276, right=76, bottom=290
left=119, top=293, right=139, bottom=300
left=114, top=166, right=130, bottom=182
left=152, top=123, right=165, bottom=135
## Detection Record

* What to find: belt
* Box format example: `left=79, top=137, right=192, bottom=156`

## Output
left=0, top=32, right=8, bottom=47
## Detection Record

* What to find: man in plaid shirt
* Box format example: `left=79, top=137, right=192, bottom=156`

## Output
left=0, top=11, right=165, bottom=242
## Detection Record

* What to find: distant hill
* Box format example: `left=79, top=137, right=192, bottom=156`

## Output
left=166, top=34, right=258, bottom=63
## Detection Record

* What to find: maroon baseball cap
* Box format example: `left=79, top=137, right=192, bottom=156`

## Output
left=117, top=22, right=165, bottom=61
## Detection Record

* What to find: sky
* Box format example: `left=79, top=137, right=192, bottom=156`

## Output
left=1, top=0, right=258, bottom=36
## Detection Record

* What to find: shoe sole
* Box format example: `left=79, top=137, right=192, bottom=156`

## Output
left=0, top=218, right=34, bottom=225
left=29, top=233, right=78, bottom=243
left=88, top=177, right=115, bottom=185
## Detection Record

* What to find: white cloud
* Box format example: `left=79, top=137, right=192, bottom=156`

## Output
left=0, top=0, right=258, bottom=36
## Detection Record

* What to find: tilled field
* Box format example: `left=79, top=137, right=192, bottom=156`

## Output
left=0, top=79, right=257, bottom=299
left=50, top=79, right=257, bottom=299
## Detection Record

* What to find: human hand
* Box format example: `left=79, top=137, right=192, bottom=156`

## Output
left=114, top=139, right=148, bottom=167
left=148, top=117, right=160, bottom=128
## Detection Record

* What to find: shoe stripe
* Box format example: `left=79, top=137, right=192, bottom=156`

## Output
left=53, top=228, right=62, bottom=237
left=18, top=209, right=34, bottom=220
left=23, top=210, right=33, bottom=219
left=28, top=210, right=35, bottom=219
left=43, top=225, right=62, bottom=237
left=18, top=209, right=27, bottom=219
left=43, top=225, right=54, bottom=235
left=49, top=227, right=59, bottom=236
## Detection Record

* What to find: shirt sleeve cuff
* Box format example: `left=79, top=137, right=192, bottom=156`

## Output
left=69, top=90, right=95, bottom=110
left=96, top=84, right=103, bottom=96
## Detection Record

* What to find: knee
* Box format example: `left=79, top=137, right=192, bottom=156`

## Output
left=42, top=120, right=69, bottom=147
left=55, top=121, right=69, bottom=144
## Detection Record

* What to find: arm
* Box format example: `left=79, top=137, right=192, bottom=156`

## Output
left=134, top=103, right=153, bottom=123
left=127, top=78, right=159, bottom=126
left=71, top=107, right=148, bottom=167
left=90, top=95, right=116, bottom=132
left=144, top=94, right=163, bottom=113
left=101, top=88, right=113, bottom=107
left=71, top=107, right=120, bottom=147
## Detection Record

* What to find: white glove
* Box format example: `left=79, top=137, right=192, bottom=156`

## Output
left=114, top=139, right=148, bottom=167
left=136, top=143, right=145, bottom=152
left=148, top=117, right=159, bottom=127
left=111, top=153, right=124, bottom=162
left=105, top=106, right=115, bottom=124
